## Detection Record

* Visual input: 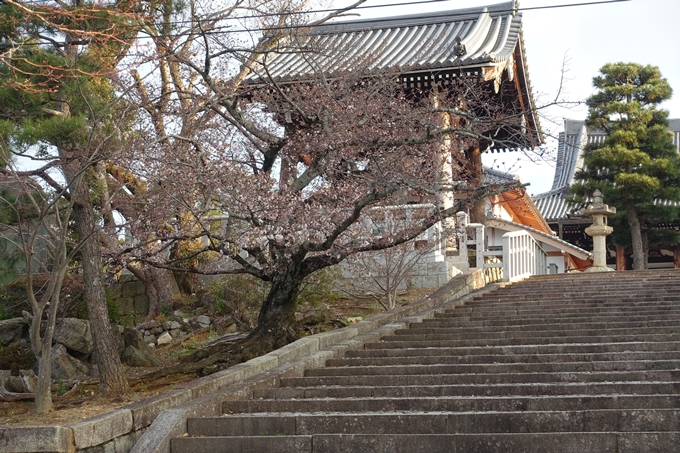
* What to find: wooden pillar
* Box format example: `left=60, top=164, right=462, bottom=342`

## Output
left=616, top=246, right=627, bottom=270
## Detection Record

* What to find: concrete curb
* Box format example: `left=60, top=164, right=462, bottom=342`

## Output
left=0, top=269, right=488, bottom=453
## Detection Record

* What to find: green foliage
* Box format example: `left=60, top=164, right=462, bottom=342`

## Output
left=571, top=62, right=680, bottom=255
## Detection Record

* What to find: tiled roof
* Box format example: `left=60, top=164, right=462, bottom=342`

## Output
left=483, top=166, right=519, bottom=185
left=532, top=186, right=583, bottom=223
left=249, top=1, right=523, bottom=81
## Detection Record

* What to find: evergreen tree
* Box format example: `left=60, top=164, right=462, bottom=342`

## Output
left=0, top=0, right=139, bottom=405
left=572, top=63, right=680, bottom=270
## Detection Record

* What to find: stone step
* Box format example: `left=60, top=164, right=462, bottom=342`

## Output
left=174, top=271, right=680, bottom=453
left=422, top=314, right=680, bottom=328
left=171, top=432, right=680, bottom=453
left=222, top=394, right=680, bottom=414
left=280, top=370, right=680, bottom=388
left=252, top=381, right=680, bottom=399
left=186, top=409, right=680, bottom=436
left=391, top=326, right=680, bottom=340
left=464, top=295, right=680, bottom=311
left=366, top=332, right=680, bottom=349
left=304, top=359, right=680, bottom=377
left=345, top=341, right=680, bottom=358
left=441, top=305, right=680, bottom=317
left=471, top=288, right=680, bottom=297
left=329, top=350, right=680, bottom=367
left=415, top=319, right=680, bottom=332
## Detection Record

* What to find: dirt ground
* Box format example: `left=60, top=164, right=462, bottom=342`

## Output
left=0, top=288, right=432, bottom=426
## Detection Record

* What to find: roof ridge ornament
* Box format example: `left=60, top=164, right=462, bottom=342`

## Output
left=454, top=36, right=467, bottom=57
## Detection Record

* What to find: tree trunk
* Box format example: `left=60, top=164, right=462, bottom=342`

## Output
left=625, top=202, right=647, bottom=270
left=127, top=263, right=181, bottom=318
left=250, top=270, right=304, bottom=351
left=34, top=297, right=59, bottom=414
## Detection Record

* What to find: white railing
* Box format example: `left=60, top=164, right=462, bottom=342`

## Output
left=501, top=230, right=548, bottom=282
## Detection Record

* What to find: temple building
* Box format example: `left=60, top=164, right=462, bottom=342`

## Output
left=250, top=1, right=591, bottom=282
left=533, top=118, right=680, bottom=269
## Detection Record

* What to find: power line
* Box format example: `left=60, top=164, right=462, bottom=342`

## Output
left=2, top=0, right=631, bottom=44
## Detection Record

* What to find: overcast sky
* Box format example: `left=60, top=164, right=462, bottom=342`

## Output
left=343, top=0, right=680, bottom=194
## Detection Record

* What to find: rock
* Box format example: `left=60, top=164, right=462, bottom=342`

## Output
left=212, top=317, right=237, bottom=335
left=4, top=370, right=37, bottom=393
left=156, top=331, right=172, bottom=345
left=173, top=310, right=186, bottom=318
left=53, top=318, right=93, bottom=355
left=0, top=318, right=26, bottom=344
left=169, top=329, right=182, bottom=339
left=143, top=335, right=156, bottom=345
left=19, top=370, right=37, bottom=393
left=347, top=316, right=363, bottom=324
left=196, top=315, right=211, bottom=327
left=169, top=321, right=181, bottom=330
left=121, top=345, right=162, bottom=367
left=162, top=321, right=173, bottom=330
left=121, top=327, right=162, bottom=367
left=50, top=344, right=89, bottom=380
left=136, top=320, right=159, bottom=330
left=123, top=327, right=148, bottom=350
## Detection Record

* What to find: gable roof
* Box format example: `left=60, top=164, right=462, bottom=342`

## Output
left=246, top=1, right=541, bottom=152
left=252, top=1, right=524, bottom=81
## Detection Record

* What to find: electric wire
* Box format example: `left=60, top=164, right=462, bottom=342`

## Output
left=0, top=0, right=632, bottom=43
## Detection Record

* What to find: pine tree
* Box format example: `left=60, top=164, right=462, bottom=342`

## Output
left=572, top=63, right=680, bottom=270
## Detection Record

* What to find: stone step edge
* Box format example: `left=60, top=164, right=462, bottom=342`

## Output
left=169, top=431, right=680, bottom=453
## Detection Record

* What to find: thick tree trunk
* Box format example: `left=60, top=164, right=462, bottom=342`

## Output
left=625, top=202, right=647, bottom=270
left=67, top=169, right=130, bottom=397
left=250, top=270, right=304, bottom=350
left=127, top=263, right=181, bottom=318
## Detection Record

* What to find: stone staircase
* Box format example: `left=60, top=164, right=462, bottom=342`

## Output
left=171, top=270, right=680, bottom=452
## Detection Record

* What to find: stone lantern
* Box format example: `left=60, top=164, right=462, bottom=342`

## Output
left=580, top=189, right=616, bottom=272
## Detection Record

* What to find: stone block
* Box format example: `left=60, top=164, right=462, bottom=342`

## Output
left=121, top=283, right=138, bottom=298
left=270, top=337, right=319, bottom=365
left=127, top=389, right=193, bottom=430
left=0, top=426, right=74, bottom=453
left=68, top=409, right=133, bottom=450
left=314, top=328, right=358, bottom=349
left=240, top=355, right=279, bottom=380
left=133, top=282, right=146, bottom=296
left=177, top=368, right=245, bottom=399
left=118, top=297, right=135, bottom=314
left=134, top=295, right=149, bottom=315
